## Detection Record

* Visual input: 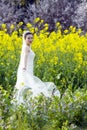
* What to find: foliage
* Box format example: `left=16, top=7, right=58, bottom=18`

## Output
left=0, top=0, right=87, bottom=32
left=0, top=20, right=87, bottom=129
left=0, top=21, right=87, bottom=93
left=0, top=85, right=87, bottom=129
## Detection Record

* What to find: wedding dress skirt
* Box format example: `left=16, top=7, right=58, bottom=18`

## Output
left=13, top=46, right=60, bottom=105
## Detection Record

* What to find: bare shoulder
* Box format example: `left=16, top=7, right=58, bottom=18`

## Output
left=24, top=46, right=30, bottom=53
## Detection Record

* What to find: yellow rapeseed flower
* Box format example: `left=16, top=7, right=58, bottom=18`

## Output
left=56, top=22, right=60, bottom=27
left=1, top=24, right=6, bottom=29
left=64, top=29, right=68, bottom=34
left=40, top=20, right=44, bottom=24
left=10, top=24, right=14, bottom=30
left=26, top=23, right=32, bottom=28
left=21, top=82, right=24, bottom=86
left=34, top=17, right=40, bottom=23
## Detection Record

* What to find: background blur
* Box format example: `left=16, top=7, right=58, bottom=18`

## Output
left=0, top=0, right=87, bottom=32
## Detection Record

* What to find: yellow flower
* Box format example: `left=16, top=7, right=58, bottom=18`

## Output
left=29, top=27, right=35, bottom=33
left=77, top=29, right=82, bottom=34
left=11, top=55, right=14, bottom=59
left=74, top=52, right=83, bottom=64
left=44, top=23, right=49, bottom=27
left=34, top=17, right=40, bottom=23
left=35, top=27, right=38, bottom=32
left=19, top=29, right=23, bottom=34
left=19, top=22, right=23, bottom=26
left=21, top=82, right=24, bottom=86
left=26, top=23, right=32, bottom=28
left=10, top=24, right=14, bottom=30
left=64, top=29, right=68, bottom=34
left=56, top=22, right=60, bottom=27
left=40, top=20, right=44, bottom=24
left=1, top=24, right=6, bottom=29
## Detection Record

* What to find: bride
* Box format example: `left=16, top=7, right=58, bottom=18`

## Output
left=13, top=31, right=60, bottom=105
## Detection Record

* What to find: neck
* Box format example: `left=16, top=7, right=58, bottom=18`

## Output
left=26, top=44, right=31, bottom=47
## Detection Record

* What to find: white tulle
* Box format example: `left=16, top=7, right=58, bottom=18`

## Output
left=13, top=33, right=60, bottom=105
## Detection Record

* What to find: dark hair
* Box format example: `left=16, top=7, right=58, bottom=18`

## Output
left=24, top=32, right=33, bottom=39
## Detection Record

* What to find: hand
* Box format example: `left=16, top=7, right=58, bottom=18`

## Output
left=22, top=68, right=26, bottom=71
left=22, top=68, right=26, bottom=74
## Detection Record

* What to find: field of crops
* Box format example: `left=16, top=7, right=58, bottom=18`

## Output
left=0, top=19, right=87, bottom=129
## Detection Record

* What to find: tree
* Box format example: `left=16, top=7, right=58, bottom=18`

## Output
left=0, top=0, right=87, bottom=32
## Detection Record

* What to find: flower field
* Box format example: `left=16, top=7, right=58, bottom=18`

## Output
left=0, top=19, right=87, bottom=129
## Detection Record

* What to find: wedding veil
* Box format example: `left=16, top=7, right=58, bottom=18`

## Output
left=22, top=31, right=31, bottom=52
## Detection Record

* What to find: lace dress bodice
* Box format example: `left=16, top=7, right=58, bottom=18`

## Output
left=26, top=48, right=35, bottom=75
left=18, top=45, right=35, bottom=76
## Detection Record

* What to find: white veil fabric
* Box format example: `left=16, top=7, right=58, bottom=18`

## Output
left=22, top=31, right=31, bottom=50
left=20, top=31, right=31, bottom=61
left=12, top=31, right=60, bottom=105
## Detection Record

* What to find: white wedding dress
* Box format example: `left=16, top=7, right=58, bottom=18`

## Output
left=13, top=45, right=60, bottom=105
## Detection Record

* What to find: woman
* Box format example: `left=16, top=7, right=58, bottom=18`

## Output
left=13, top=31, right=60, bottom=105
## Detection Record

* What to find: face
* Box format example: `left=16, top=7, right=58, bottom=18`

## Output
left=25, top=34, right=33, bottom=46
